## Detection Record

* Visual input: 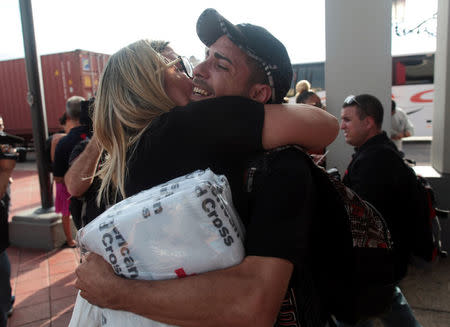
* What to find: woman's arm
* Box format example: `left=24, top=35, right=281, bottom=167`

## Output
left=263, top=104, right=339, bottom=151
left=172, top=97, right=338, bottom=153
left=65, top=136, right=102, bottom=197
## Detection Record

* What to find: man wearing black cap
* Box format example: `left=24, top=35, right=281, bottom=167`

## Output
left=191, top=9, right=293, bottom=105
left=75, top=9, right=326, bottom=327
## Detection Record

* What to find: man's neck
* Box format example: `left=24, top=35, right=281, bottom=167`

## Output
left=365, top=129, right=382, bottom=143
left=66, top=120, right=81, bottom=131
left=359, top=130, right=383, bottom=148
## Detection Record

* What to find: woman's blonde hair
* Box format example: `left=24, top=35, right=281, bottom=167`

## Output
left=295, top=80, right=311, bottom=95
left=93, top=39, right=175, bottom=204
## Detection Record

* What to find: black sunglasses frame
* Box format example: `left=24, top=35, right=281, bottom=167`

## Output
left=166, top=56, right=194, bottom=79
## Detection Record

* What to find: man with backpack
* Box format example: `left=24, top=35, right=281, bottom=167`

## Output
left=340, top=93, right=422, bottom=326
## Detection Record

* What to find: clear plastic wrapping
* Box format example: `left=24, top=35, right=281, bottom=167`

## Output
left=69, top=169, right=245, bottom=327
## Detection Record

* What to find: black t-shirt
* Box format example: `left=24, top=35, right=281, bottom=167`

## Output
left=125, top=96, right=265, bottom=216
left=246, top=148, right=315, bottom=264
left=53, top=125, right=91, bottom=177
left=125, top=97, right=319, bottom=326
left=246, top=147, right=323, bottom=327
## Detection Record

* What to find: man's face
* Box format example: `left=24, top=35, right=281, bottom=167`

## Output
left=0, top=118, right=4, bottom=132
left=340, top=105, right=370, bottom=147
left=191, top=36, right=252, bottom=102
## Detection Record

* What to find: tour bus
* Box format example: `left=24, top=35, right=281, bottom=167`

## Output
left=289, top=53, right=434, bottom=137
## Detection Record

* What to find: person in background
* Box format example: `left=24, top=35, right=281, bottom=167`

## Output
left=0, top=116, right=17, bottom=327
left=44, top=113, right=67, bottom=174
left=51, top=113, right=69, bottom=162
left=53, top=96, right=90, bottom=248
left=340, top=94, right=422, bottom=327
left=391, top=100, right=414, bottom=151
left=295, top=79, right=311, bottom=97
left=296, top=91, right=327, bottom=166
left=296, top=90, right=323, bottom=109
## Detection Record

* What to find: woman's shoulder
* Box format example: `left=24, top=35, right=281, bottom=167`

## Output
left=173, top=96, right=262, bottom=113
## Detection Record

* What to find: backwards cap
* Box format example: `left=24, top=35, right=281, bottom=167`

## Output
left=196, top=8, right=293, bottom=104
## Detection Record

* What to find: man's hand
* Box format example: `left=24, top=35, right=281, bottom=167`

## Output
left=391, top=133, right=403, bottom=140
left=75, top=253, right=122, bottom=309
left=65, top=135, right=102, bottom=197
left=0, top=158, right=16, bottom=198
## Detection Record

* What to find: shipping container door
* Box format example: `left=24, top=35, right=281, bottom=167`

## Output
left=0, top=59, right=32, bottom=137
left=42, top=51, right=83, bottom=133
left=78, top=51, right=110, bottom=100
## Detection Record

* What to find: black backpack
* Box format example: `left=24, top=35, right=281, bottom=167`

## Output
left=401, top=158, right=448, bottom=262
left=246, top=146, right=396, bottom=324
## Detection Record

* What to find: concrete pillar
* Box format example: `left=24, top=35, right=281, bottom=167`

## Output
left=431, top=0, right=450, bottom=174
left=325, top=0, right=392, bottom=173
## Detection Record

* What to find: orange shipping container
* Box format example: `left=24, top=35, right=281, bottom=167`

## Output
left=0, top=49, right=110, bottom=142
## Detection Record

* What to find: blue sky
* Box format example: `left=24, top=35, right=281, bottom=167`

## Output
left=0, top=0, right=438, bottom=64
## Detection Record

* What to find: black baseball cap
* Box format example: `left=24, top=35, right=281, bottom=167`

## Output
left=196, top=8, right=293, bottom=104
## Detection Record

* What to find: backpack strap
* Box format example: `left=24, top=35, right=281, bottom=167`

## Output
left=245, top=145, right=308, bottom=193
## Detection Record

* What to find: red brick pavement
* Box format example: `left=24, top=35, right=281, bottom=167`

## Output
left=6, top=166, right=450, bottom=326
left=7, top=169, right=79, bottom=327
left=9, top=170, right=43, bottom=221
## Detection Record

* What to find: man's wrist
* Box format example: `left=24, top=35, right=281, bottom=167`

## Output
left=107, top=275, right=136, bottom=311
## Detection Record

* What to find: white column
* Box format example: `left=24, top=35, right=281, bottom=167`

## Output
left=431, top=0, right=450, bottom=174
left=325, top=0, right=392, bottom=173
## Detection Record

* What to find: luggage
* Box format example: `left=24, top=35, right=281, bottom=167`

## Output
left=70, top=169, right=245, bottom=327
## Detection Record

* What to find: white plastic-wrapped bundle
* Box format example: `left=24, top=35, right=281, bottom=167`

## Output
left=69, top=169, right=245, bottom=327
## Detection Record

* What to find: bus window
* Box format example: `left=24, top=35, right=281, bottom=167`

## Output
left=392, top=54, right=434, bottom=85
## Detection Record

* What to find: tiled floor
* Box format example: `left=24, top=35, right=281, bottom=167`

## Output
left=5, top=161, right=450, bottom=327
left=7, top=167, right=80, bottom=327
left=7, top=247, right=79, bottom=327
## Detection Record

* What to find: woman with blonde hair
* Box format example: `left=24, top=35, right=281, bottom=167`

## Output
left=93, top=39, right=338, bottom=204
left=295, top=79, right=311, bottom=96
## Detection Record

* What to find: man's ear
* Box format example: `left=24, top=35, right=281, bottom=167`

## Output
left=364, top=116, right=376, bottom=130
left=249, top=84, right=272, bottom=104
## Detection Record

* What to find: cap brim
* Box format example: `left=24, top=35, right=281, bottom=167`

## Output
left=196, top=8, right=247, bottom=48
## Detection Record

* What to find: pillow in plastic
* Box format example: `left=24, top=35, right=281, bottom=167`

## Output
left=69, top=169, right=245, bottom=327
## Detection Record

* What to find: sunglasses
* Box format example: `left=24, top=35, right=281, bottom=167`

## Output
left=166, top=56, right=194, bottom=79
left=343, top=95, right=361, bottom=107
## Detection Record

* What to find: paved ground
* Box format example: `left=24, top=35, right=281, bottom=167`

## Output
left=7, top=165, right=79, bottom=327
left=5, top=148, right=450, bottom=327
left=6, top=247, right=79, bottom=327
